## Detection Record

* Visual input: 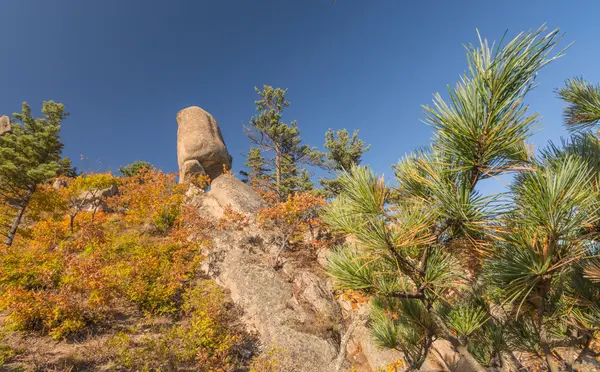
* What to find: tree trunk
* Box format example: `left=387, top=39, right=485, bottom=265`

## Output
left=334, top=314, right=364, bottom=372
left=537, top=282, right=559, bottom=372
left=5, top=187, right=35, bottom=247
left=429, top=310, right=486, bottom=372
left=275, top=143, right=282, bottom=201
left=541, top=341, right=558, bottom=372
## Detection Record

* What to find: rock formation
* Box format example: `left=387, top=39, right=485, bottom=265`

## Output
left=0, top=116, right=11, bottom=135
left=179, top=107, right=462, bottom=371
left=189, top=173, right=265, bottom=219
left=196, top=181, right=340, bottom=372
left=177, top=106, right=232, bottom=183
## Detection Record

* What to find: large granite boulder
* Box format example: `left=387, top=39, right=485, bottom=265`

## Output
left=0, top=116, right=11, bottom=135
left=190, top=174, right=265, bottom=219
left=177, top=106, right=232, bottom=183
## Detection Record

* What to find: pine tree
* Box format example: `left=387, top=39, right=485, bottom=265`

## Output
left=240, top=147, right=269, bottom=188
left=243, top=86, right=322, bottom=201
left=324, top=27, right=566, bottom=371
left=119, top=160, right=155, bottom=177
left=0, top=101, right=68, bottom=246
left=320, top=128, right=370, bottom=197
left=557, top=77, right=600, bottom=132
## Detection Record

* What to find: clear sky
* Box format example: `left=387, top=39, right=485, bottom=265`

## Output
left=1, top=0, right=599, bottom=192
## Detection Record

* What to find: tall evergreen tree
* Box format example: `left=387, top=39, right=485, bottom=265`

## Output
left=243, top=86, right=322, bottom=201
left=0, top=101, right=68, bottom=246
left=320, top=128, right=370, bottom=197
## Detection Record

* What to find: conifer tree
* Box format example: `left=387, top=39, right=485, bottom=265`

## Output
left=320, top=128, right=370, bottom=197
left=557, top=77, right=600, bottom=132
left=0, top=101, right=68, bottom=246
left=119, top=160, right=155, bottom=177
left=240, top=147, right=269, bottom=188
left=324, top=27, right=567, bottom=371
left=243, top=86, right=322, bottom=201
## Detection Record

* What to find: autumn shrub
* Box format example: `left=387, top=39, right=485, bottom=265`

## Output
left=103, top=236, right=202, bottom=314
left=0, top=170, right=209, bottom=339
left=218, top=205, right=250, bottom=231
left=108, top=281, right=244, bottom=371
left=258, top=192, right=326, bottom=249
left=111, top=168, right=186, bottom=230
left=26, top=184, right=68, bottom=222
left=249, top=346, right=285, bottom=372
left=170, top=205, right=216, bottom=245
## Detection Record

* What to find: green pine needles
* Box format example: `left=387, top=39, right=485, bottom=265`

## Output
left=0, top=102, right=68, bottom=246
left=324, top=26, right=600, bottom=372
left=242, top=86, right=323, bottom=201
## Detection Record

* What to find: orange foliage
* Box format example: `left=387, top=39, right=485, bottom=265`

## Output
left=110, top=168, right=186, bottom=230
left=258, top=192, right=326, bottom=248
left=217, top=205, right=250, bottom=231
left=0, top=169, right=211, bottom=339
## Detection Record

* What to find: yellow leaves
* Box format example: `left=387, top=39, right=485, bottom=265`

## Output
left=258, top=192, right=327, bottom=248
left=222, top=164, right=233, bottom=176
left=338, top=290, right=369, bottom=311
left=27, top=184, right=68, bottom=221
left=112, top=168, right=185, bottom=228
left=259, top=192, right=325, bottom=228
left=379, top=360, right=404, bottom=372
left=0, top=169, right=209, bottom=339
left=106, top=281, right=243, bottom=371
left=66, top=173, right=118, bottom=195
left=249, top=346, right=284, bottom=372
left=192, top=172, right=211, bottom=189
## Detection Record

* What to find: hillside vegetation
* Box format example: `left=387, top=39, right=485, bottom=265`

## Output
left=0, top=25, right=599, bottom=372
left=0, top=169, right=258, bottom=370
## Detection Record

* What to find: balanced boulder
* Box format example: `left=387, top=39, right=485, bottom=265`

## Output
left=0, top=116, right=11, bottom=135
left=177, top=106, right=232, bottom=183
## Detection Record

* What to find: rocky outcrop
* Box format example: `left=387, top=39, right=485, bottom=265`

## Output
left=201, top=174, right=266, bottom=219
left=0, top=116, right=11, bottom=135
left=181, top=115, right=455, bottom=371
left=52, top=178, right=68, bottom=190
left=192, top=175, right=341, bottom=371
left=177, top=106, right=232, bottom=183
left=78, top=184, right=118, bottom=205
left=206, top=233, right=340, bottom=372
left=78, top=185, right=119, bottom=213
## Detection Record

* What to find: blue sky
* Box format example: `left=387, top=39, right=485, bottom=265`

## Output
left=1, top=0, right=599, bottom=192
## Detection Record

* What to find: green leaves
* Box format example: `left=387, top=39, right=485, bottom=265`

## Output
left=488, top=155, right=598, bottom=321
left=321, top=165, right=389, bottom=247
left=323, top=129, right=370, bottom=172
left=326, top=245, right=378, bottom=291
left=558, top=77, right=600, bottom=131
left=321, top=26, right=598, bottom=372
left=320, top=128, right=370, bottom=197
left=394, top=150, right=498, bottom=241
left=0, top=102, right=67, bottom=187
